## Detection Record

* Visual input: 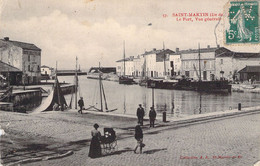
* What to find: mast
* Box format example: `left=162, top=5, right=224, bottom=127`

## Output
left=163, top=42, right=166, bottom=77
left=55, top=61, right=58, bottom=80
left=75, top=57, right=78, bottom=109
left=198, top=43, right=201, bottom=82
left=99, top=62, right=103, bottom=112
left=123, top=41, right=126, bottom=76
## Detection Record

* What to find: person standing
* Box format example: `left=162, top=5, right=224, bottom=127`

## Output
left=88, top=123, right=102, bottom=158
left=149, top=107, right=157, bottom=128
left=134, top=125, right=144, bottom=154
left=136, top=104, right=145, bottom=126
left=78, top=97, right=84, bottom=114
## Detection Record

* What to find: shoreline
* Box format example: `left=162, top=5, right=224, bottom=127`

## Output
left=1, top=104, right=260, bottom=165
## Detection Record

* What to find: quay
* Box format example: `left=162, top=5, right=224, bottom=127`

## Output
left=56, top=70, right=87, bottom=76
left=0, top=83, right=75, bottom=112
left=0, top=105, right=259, bottom=166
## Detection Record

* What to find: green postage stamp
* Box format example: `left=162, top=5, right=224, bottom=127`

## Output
left=226, top=1, right=259, bottom=44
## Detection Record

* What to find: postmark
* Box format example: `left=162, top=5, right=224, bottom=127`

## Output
left=226, top=1, right=259, bottom=44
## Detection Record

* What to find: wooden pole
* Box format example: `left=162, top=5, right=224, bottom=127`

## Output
left=99, top=62, right=103, bottom=112
left=163, top=42, right=166, bottom=77
left=123, top=41, right=126, bottom=76
left=75, top=57, right=78, bottom=109
left=198, top=43, right=201, bottom=82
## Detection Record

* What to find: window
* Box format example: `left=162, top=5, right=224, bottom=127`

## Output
left=170, top=61, right=174, bottom=67
left=185, top=71, right=190, bottom=77
left=204, top=61, right=207, bottom=68
left=28, top=65, right=30, bottom=71
left=220, top=59, right=223, bottom=64
left=28, top=55, right=30, bottom=62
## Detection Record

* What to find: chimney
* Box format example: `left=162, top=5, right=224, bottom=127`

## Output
left=217, top=44, right=220, bottom=48
left=207, top=45, right=210, bottom=49
left=176, top=48, right=179, bottom=52
left=4, top=37, right=9, bottom=41
left=153, top=48, right=156, bottom=51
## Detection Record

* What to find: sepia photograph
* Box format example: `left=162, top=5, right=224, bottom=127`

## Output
left=0, top=0, right=260, bottom=165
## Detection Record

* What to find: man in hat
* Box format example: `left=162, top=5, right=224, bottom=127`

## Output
left=149, top=106, right=156, bottom=127
left=78, top=97, right=84, bottom=114
left=136, top=104, right=145, bottom=126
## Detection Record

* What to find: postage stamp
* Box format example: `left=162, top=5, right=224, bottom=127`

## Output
left=226, top=1, right=259, bottom=44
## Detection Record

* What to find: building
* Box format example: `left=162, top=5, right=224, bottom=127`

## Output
left=180, top=45, right=218, bottom=81
left=169, top=48, right=182, bottom=76
left=238, top=66, right=260, bottom=82
left=142, top=48, right=174, bottom=78
left=0, top=60, right=22, bottom=86
left=216, top=51, right=260, bottom=81
left=116, top=48, right=175, bottom=78
left=0, top=37, right=41, bottom=84
left=41, top=65, right=54, bottom=76
left=116, top=56, right=135, bottom=76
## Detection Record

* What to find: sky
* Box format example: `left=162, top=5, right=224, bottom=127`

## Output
left=0, top=0, right=259, bottom=70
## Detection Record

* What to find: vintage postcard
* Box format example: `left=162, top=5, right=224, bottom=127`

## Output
left=0, top=0, right=260, bottom=166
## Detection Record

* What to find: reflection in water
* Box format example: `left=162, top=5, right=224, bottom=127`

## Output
left=59, top=76, right=260, bottom=117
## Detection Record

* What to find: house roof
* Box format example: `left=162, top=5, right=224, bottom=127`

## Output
left=170, top=47, right=232, bottom=56
left=215, top=48, right=260, bottom=58
left=0, top=39, right=41, bottom=51
left=0, top=61, right=22, bottom=72
left=41, top=65, right=51, bottom=68
left=116, top=57, right=135, bottom=62
left=156, top=49, right=175, bottom=62
left=233, top=52, right=260, bottom=58
left=238, top=66, right=260, bottom=73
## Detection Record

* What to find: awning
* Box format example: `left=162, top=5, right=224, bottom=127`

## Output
left=0, top=61, right=22, bottom=72
left=238, top=66, right=260, bottom=73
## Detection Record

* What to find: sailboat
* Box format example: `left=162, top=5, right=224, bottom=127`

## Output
left=32, top=72, right=68, bottom=113
left=190, top=44, right=232, bottom=92
left=119, top=41, right=134, bottom=85
left=85, top=62, right=117, bottom=112
left=147, top=45, right=178, bottom=89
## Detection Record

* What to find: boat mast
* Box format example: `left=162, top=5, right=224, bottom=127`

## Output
left=123, top=41, right=126, bottom=77
left=198, top=43, right=201, bottom=82
left=75, top=57, right=78, bottom=109
left=163, top=42, right=166, bottom=77
left=99, top=62, right=103, bottom=112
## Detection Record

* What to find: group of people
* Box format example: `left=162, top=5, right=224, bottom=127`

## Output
left=136, top=104, right=157, bottom=128
left=134, top=104, right=157, bottom=153
left=88, top=104, right=157, bottom=158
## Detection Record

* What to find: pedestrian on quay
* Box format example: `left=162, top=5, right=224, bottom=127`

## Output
left=149, top=106, right=157, bottom=128
left=88, top=123, right=102, bottom=158
left=78, top=97, right=84, bottom=114
left=134, top=125, right=145, bottom=154
left=136, top=104, right=145, bottom=126
left=53, top=102, right=59, bottom=111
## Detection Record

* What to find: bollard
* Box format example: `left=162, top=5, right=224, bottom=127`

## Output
left=163, top=111, right=166, bottom=122
left=238, top=103, right=241, bottom=111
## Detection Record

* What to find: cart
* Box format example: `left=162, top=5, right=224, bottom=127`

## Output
left=100, top=128, right=117, bottom=154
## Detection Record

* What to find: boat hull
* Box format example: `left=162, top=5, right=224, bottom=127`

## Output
left=119, top=76, right=134, bottom=85
left=147, top=79, right=231, bottom=93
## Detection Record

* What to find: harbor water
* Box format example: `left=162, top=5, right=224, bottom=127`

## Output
left=59, top=76, right=260, bottom=118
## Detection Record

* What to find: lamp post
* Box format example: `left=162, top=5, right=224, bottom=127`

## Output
left=150, top=82, right=155, bottom=108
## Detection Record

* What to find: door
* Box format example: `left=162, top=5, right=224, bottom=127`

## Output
left=203, top=71, right=207, bottom=80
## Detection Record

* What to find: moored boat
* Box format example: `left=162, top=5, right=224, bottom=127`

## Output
left=119, top=76, right=134, bottom=84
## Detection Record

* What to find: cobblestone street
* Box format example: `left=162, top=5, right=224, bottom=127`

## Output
left=24, top=113, right=260, bottom=166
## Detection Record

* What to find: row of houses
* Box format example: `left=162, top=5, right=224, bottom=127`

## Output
left=116, top=45, right=260, bottom=81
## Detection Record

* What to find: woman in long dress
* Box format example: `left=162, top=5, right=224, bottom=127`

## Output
left=88, top=123, right=102, bottom=158
left=231, top=4, right=253, bottom=41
